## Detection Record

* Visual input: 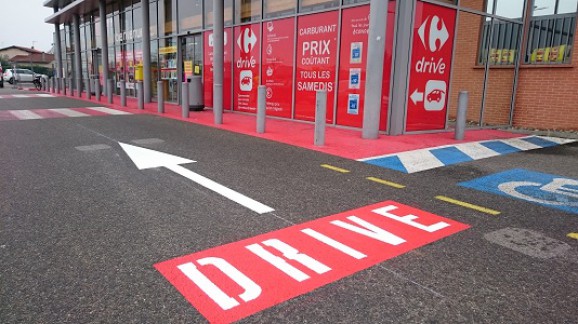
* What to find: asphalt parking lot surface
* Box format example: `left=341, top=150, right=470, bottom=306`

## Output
left=1, top=88, right=576, bottom=323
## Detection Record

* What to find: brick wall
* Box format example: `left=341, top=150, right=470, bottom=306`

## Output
left=448, top=0, right=578, bottom=131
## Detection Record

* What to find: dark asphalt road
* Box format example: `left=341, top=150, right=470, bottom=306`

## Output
left=1, top=89, right=576, bottom=323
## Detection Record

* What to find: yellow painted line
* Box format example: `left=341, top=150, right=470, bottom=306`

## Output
left=320, top=164, right=350, bottom=173
left=435, top=196, right=501, bottom=216
left=366, top=177, right=406, bottom=189
left=567, top=233, right=578, bottom=240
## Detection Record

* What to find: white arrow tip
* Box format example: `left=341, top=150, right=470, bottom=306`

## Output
left=119, top=142, right=195, bottom=170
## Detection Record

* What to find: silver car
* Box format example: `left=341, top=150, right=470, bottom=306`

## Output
left=3, top=68, right=37, bottom=84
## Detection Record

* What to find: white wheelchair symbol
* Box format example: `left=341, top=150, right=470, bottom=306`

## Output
left=498, top=178, right=578, bottom=207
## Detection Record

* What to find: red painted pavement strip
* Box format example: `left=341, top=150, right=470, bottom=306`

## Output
left=0, top=111, right=19, bottom=121
left=155, top=201, right=470, bottom=323
left=47, top=90, right=522, bottom=160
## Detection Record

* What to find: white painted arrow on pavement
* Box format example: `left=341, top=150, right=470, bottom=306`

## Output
left=410, top=89, right=424, bottom=105
left=119, top=143, right=274, bottom=214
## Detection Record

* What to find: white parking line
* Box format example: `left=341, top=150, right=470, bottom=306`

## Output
left=87, top=107, right=131, bottom=115
left=50, top=108, right=89, bottom=117
left=9, top=110, right=43, bottom=120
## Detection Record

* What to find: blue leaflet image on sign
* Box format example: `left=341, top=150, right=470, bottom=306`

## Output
left=348, top=94, right=359, bottom=115
left=459, top=169, right=578, bottom=214
left=349, top=68, right=360, bottom=89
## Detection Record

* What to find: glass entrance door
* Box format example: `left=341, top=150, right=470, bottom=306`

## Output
left=181, top=34, right=203, bottom=83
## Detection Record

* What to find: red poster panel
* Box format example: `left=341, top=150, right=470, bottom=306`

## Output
left=336, top=6, right=369, bottom=128
left=261, top=18, right=294, bottom=118
left=406, top=1, right=456, bottom=131
left=295, top=11, right=339, bottom=123
left=234, top=24, right=261, bottom=113
left=337, top=3, right=396, bottom=130
left=380, top=1, right=397, bottom=132
left=203, top=28, right=233, bottom=110
left=155, top=200, right=470, bottom=323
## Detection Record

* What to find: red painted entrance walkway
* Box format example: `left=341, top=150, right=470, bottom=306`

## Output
left=47, top=90, right=520, bottom=160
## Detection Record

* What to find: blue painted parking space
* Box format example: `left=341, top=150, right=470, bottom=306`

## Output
left=459, top=169, right=578, bottom=214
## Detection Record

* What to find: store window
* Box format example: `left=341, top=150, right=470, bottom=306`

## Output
left=178, top=0, right=202, bottom=31
left=264, top=0, right=296, bottom=18
left=479, top=0, right=526, bottom=66
left=149, top=0, right=158, bottom=39
left=343, top=0, right=369, bottom=5
left=159, top=0, right=177, bottom=36
left=204, top=0, right=234, bottom=27
left=235, top=0, right=262, bottom=23
left=299, top=0, right=339, bottom=13
left=525, top=0, right=577, bottom=64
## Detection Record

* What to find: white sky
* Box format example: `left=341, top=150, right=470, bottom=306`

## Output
left=0, top=0, right=55, bottom=52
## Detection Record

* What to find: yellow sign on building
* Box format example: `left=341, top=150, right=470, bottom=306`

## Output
left=135, top=64, right=143, bottom=81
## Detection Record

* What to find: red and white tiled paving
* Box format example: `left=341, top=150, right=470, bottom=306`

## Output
left=3, top=91, right=575, bottom=173
left=0, top=106, right=131, bottom=121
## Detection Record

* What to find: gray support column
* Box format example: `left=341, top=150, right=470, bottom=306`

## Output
left=53, top=23, right=63, bottom=93
left=99, top=0, right=110, bottom=97
left=73, top=14, right=83, bottom=98
left=388, top=0, right=416, bottom=135
left=362, top=0, right=389, bottom=139
left=141, top=0, right=152, bottom=103
left=213, top=0, right=224, bottom=124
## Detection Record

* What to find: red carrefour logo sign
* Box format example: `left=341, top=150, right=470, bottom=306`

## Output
left=407, top=2, right=456, bottom=131
left=155, top=201, right=469, bottom=323
left=237, top=27, right=258, bottom=54
left=417, top=15, right=450, bottom=52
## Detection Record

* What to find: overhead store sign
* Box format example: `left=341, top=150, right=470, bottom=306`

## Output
left=155, top=201, right=469, bottom=323
left=406, top=2, right=456, bottom=132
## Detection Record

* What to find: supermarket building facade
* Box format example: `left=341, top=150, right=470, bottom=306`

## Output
left=45, top=0, right=578, bottom=134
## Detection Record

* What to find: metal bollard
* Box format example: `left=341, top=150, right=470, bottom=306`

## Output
left=85, top=79, right=91, bottom=100
left=181, top=81, right=189, bottom=119
left=214, top=84, right=223, bottom=124
left=455, top=91, right=469, bottom=140
left=95, top=81, right=101, bottom=102
left=107, top=79, right=114, bottom=104
left=314, top=90, right=327, bottom=146
left=69, top=79, right=74, bottom=97
left=257, top=85, right=266, bottom=134
left=120, top=80, right=127, bottom=107
left=62, top=78, right=66, bottom=95
left=137, top=81, right=144, bottom=110
left=157, top=81, right=164, bottom=113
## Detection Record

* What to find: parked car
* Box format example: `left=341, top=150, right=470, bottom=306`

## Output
left=2, top=68, right=43, bottom=84
left=0, top=64, right=3, bottom=88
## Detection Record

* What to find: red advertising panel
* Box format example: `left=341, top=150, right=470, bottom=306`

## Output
left=295, top=11, right=339, bottom=123
left=336, top=4, right=395, bottom=130
left=155, top=200, right=469, bottom=323
left=406, top=1, right=456, bottom=131
left=261, top=18, right=294, bottom=118
left=203, top=28, right=233, bottom=110
left=234, top=24, right=261, bottom=113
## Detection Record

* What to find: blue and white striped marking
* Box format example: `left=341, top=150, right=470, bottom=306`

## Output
left=359, top=136, right=576, bottom=174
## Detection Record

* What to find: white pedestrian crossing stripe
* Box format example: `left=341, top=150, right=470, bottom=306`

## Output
left=360, top=136, right=576, bottom=173
left=0, top=107, right=132, bottom=121
left=9, top=110, right=43, bottom=120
